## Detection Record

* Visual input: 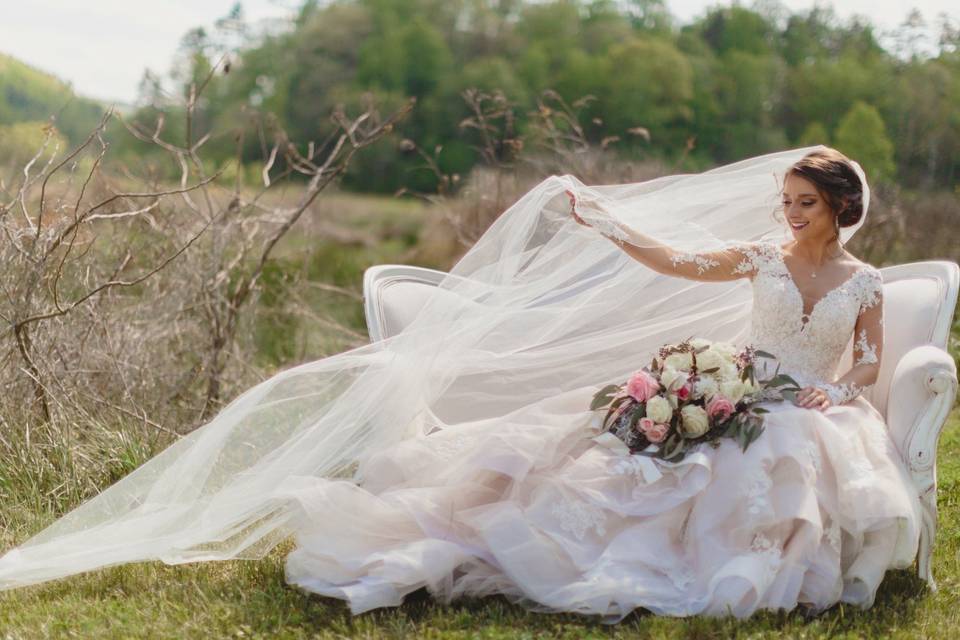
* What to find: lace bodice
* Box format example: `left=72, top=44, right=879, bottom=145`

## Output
left=736, top=241, right=883, bottom=401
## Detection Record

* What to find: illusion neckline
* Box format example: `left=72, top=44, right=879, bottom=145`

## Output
left=772, top=243, right=868, bottom=331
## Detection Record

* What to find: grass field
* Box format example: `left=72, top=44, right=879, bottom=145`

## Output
left=0, top=405, right=957, bottom=639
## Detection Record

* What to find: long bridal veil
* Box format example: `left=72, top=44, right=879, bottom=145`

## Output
left=0, top=145, right=869, bottom=590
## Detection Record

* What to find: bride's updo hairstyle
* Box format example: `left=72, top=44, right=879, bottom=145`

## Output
left=784, top=147, right=865, bottom=228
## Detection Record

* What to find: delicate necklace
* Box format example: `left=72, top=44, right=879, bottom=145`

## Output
left=792, top=242, right=843, bottom=279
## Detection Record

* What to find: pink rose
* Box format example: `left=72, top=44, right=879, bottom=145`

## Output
left=642, top=421, right=669, bottom=443
left=706, top=394, right=736, bottom=422
left=676, top=382, right=692, bottom=401
left=626, top=370, right=660, bottom=403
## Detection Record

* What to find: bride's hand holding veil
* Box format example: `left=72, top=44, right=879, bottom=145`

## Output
left=565, top=188, right=762, bottom=284
left=565, top=189, right=593, bottom=228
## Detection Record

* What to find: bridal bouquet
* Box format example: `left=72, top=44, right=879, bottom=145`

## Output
left=590, top=337, right=800, bottom=463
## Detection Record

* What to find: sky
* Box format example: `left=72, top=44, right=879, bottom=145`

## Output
left=2, top=0, right=957, bottom=105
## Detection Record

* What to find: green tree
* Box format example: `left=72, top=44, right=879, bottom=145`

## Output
left=400, top=17, right=453, bottom=97
left=515, top=0, right=582, bottom=75
left=834, top=101, right=895, bottom=183
left=700, top=6, right=775, bottom=56
left=581, top=1, right=635, bottom=54
left=0, top=53, right=103, bottom=145
left=884, top=58, right=959, bottom=187
left=600, top=38, right=694, bottom=151
left=623, top=0, right=673, bottom=34
left=783, top=53, right=888, bottom=141
left=780, top=7, right=836, bottom=65
left=797, top=121, right=830, bottom=146
left=87, top=0, right=960, bottom=193
left=285, top=2, right=374, bottom=142
left=711, top=49, right=788, bottom=159
left=0, top=120, right=70, bottom=169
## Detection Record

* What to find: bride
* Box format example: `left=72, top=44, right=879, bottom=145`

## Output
left=0, top=145, right=923, bottom=621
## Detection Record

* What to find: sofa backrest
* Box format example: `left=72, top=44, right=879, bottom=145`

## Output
left=363, top=265, right=450, bottom=343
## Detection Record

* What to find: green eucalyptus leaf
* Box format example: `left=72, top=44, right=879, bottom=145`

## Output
left=590, top=384, right=621, bottom=410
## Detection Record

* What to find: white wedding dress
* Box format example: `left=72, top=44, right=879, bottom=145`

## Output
left=279, top=239, right=923, bottom=620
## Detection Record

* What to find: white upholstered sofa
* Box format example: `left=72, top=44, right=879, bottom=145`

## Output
left=362, top=259, right=960, bottom=592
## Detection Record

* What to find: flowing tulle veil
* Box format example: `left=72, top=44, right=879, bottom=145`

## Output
left=0, top=145, right=869, bottom=590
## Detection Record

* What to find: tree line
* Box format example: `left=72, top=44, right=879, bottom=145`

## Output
left=3, top=1, right=958, bottom=196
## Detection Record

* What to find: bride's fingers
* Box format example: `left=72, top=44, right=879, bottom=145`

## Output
left=798, top=386, right=824, bottom=408
left=565, top=199, right=592, bottom=228
left=805, top=389, right=829, bottom=410
left=563, top=190, right=599, bottom=229
left=563, top=190, right=575, bottom=209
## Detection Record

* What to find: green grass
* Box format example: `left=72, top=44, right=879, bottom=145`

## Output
left=1, top=408, right=958, bottom=639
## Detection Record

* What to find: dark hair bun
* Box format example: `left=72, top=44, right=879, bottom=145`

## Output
left=787, top=148, right=864, bottom=228
left=837, top=190, right=863, bottom=227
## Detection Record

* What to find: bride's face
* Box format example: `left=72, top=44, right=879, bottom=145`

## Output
left=781, top=173, right=836, bottom=241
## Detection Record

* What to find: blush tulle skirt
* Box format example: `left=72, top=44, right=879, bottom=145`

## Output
left=274, top=384, right=923, bottom=621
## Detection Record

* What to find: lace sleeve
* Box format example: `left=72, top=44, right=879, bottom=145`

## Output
left=667, top=241, right=779, bottom=283
left=570, top=190, right=774, bottom=283
left=613, top=238, right=780, bottom=283
left=820, top=268, right=884, bottom=405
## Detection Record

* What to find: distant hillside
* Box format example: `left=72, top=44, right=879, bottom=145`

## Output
left=0, top=53, right=105, bottom=144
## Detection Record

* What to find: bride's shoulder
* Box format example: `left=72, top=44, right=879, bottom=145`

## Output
left=846, top=253, right=881, bottom=278
left=847, top=256, right=884, bottom=309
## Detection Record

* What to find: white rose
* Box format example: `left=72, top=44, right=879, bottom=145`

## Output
left=717, top=361, right=740, bottom=382
left=693, top=375, right=719, bottom=400
left=690, top=338, right=712, bottom=350
left=680, top=404, right=710, bottom=437
left=660, top=366, right=687, bottom=392
left=663, top=352, right=693, bottom=371
left=712, top=341, right=738, bottom=357
left=646, top=394, right=673, bottom=423
left=695, top=349, right=726, bottom=373
left=720, top=379, right=747, bottom=404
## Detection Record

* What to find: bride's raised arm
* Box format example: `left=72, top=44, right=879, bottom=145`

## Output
left=566, top=189, right=765, bottom=283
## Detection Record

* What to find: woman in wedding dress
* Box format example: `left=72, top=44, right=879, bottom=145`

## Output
left=0, top=146, right=923, bottom=622
left=277, top=147, right=922, bottom=620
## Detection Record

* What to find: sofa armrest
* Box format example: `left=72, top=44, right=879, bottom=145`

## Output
left=886, top=344, right=958, bottom=474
